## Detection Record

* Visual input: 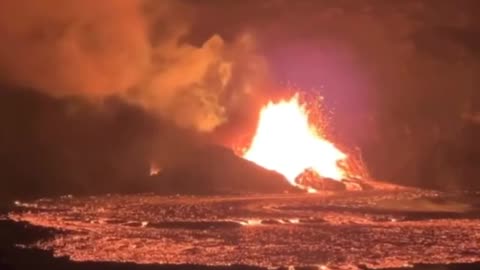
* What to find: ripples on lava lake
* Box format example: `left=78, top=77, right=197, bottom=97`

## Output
left=9, top=190, right=480, bottom=269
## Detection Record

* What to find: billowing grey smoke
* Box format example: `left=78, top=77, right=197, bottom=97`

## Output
left=0, top=0, right=268, bottom=131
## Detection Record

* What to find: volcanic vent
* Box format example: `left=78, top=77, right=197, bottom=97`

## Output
left=238, top=92, right=372, bottom=192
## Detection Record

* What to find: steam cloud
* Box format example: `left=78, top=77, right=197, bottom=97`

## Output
left=0, top=0, right=267, bottom=131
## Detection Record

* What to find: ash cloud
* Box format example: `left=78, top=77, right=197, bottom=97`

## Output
left=0, top=0, right=268, bottom=132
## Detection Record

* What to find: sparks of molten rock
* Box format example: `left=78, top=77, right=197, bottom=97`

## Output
left=243, top=94, right=347, bottom=188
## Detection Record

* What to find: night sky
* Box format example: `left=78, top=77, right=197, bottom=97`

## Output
left=1, top=0, right=479, bottom=201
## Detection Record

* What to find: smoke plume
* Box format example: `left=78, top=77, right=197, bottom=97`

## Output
left=0, top=0, right=267, bottom=132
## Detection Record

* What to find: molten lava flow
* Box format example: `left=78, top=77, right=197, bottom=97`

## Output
left=243, top=94, right=347, bottom=188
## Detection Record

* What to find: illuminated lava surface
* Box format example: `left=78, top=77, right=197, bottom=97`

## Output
left=9, top=190, right=480, bottom=269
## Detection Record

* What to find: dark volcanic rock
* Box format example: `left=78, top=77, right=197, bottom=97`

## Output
left=150, top=145, right=297, bottom=195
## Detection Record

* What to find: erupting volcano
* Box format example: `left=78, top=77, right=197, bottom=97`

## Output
left=243, top=94, right=352, bottom=190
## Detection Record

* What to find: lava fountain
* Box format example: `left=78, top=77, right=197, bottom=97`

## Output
left=243, top=94, right=348, bottom=188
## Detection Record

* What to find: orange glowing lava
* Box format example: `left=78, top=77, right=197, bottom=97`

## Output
left=149, top=162, right=162, bottom=176
left=243, top=94, right=347, bottom=187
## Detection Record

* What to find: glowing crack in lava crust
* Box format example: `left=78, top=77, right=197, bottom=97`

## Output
left=243, top=94, right=348, bottom=187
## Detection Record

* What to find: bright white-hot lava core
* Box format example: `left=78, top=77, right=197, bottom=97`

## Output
left=243, top=94, right=347, bottom=186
